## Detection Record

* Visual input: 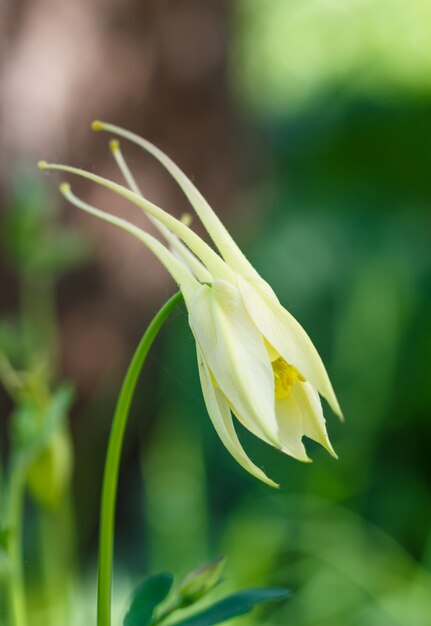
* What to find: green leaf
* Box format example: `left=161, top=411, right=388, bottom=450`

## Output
left=12, top=382, right=74, bottom=453
left=172, top=588, right=290, bottom=626
left=124, top=573, right=174, bottom=626
left=42, top=384, right=74, bottom=437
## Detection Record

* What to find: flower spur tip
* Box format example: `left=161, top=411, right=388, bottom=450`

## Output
left=91, top=120, right=104, bottom=132
left=38, top=160, right=48, bottom=169
left=181, top=212, right=193, bottom=226
left=109, top=139, right=120, bottom=152
left=59, top=182, right=71, bottom=194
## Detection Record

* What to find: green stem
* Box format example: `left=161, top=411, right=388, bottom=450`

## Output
left=97, top=291, right=183, bottom=626
left=6, top=459, right=27, bottom=626
left=37, top=491, right=76, bottom=626
left=21, top=273, right=58, bottom=380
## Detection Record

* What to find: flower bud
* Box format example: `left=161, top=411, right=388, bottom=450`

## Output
left=178, top=557, right=226, bottom=606
left=27, top=429, right=73, bottom=510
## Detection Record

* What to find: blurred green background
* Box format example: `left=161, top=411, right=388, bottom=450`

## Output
left=1, top=1, right=431, bottom=625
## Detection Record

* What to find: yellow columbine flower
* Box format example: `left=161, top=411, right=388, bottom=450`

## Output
left=39, top=122, right=343, bottom=488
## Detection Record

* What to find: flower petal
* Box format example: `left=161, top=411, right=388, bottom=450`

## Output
left=189, top=280, right=279, bottom=446
left=237, top=275, right=343, bottom=419
left=292, top=381, right=338, bottom=458
left=92, top=121, right=258, bottom=276
left=274, top=394, right=311, bottom=463
left=197, top=347, right=278, bottom=488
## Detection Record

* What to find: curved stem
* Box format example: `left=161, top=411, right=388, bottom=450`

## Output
left=97, top=291, right=183, bottom=626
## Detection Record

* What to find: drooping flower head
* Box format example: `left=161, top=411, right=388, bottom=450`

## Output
left=39, top=122, right=343, bottom=487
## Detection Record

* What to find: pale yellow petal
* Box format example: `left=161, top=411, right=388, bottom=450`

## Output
left=92, top=121, right=257, bottom=275
left=227, top=390, right=311, bottom=462
left=274, top=394, right=311, bottom=463
left=237, top=275, right=343, bottom=419
left=196, top=347, right=278, bottom=488
left=292, top=381, right=338, bottom=458
left=189, top=280, right=279, bottom=446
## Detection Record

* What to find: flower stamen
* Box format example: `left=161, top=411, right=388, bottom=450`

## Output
left=272, top=357, right=305, bottom=400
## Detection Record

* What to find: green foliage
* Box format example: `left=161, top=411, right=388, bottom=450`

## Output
left=123, top=563, right=289, bottom=626
left=172, top=588, right=290, bottom=626
left=222, top=495, right=431, bottom=626
left=3, top=172, right=90, bottom=278
left=124, top=574, right=174, bottom=626
left=0, top=172, right=85, bottom=625
left=234, top=0, right=431, bottom=116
